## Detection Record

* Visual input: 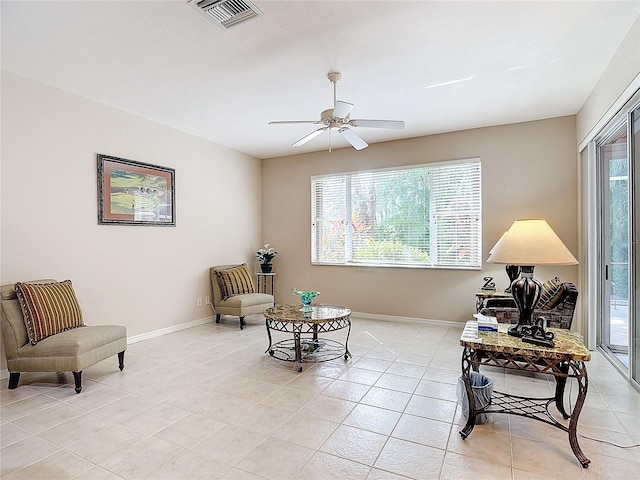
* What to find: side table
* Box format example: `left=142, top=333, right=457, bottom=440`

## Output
left=475, top=289, right=511, bottom=312
left=256, top=272, right=275, bottom=298
left=459, top=321, right=591, bottom=467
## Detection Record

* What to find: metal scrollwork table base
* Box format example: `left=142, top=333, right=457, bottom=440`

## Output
left=459, top=322, right=591, bottom=468
left=264, top=304, right=351, bottom=372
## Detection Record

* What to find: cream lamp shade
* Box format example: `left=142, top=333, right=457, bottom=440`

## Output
left=487, top=219, right=578, bottom=266
left=489, top=231, right=506, bottom=255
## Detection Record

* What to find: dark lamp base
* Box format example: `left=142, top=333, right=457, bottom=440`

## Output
left=504, top=265, right=521, bottom=293
left=509, top=266, right=542, bottom=334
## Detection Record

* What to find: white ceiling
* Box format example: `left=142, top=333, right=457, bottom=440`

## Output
left=2, top=1, right=639, bottom=159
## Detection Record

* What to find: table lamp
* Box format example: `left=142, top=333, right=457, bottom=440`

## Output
left=487, top=219, right=578, bottom=338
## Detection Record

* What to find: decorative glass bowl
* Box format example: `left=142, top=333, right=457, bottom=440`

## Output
left=292, top=287, right=321, bottom=312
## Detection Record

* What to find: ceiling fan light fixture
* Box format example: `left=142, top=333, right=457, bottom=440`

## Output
left=269, top=71, right=404, bottom=152
left=320, top=109, right=334, bottom=123
left=332, top=100, right=353, bottom=119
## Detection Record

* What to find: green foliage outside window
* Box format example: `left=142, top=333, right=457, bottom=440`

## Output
left=609, top=157, right=629, bottom=299
left=312, top=159, right=481, bottom=268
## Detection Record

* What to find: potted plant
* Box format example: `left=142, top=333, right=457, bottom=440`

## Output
left=256, top=244, right=278, bottom=273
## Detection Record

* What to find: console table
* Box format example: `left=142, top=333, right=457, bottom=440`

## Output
left=459, top=321, right=591, bottom=467
left=264, top=304, right=351, bottom=372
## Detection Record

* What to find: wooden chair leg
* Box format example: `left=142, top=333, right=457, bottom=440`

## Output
left=73, top=371, right=83, bottom=394
left=118, top=351, right=125, bottom=371
left=216, top=314, right=221, bottom=324
left=8, top=372, right=20, bottom=389
left=239, top=316, right=245, bottom=330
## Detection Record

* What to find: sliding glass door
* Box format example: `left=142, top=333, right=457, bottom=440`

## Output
left=596, top=99, right=639, bottom=387
left=598, top=123, right=630, bottom=366
left=632, top=105, right=639, bottom=386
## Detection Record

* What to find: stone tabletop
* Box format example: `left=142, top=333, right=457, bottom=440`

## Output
left=475, top=289, right=512, bottom=298
left=264, top=304, right=351, bottom=324
left=460, top=322, right=591, bottom=362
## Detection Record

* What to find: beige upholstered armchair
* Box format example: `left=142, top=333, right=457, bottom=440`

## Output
left=210, top=264, right=274, bottom=330
left=480, top=280, right=578, bottom=330
left=1, top=280, right=127, bottom=393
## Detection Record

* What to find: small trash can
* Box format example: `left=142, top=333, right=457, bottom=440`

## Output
left=457, top=371, right=493, bottom=425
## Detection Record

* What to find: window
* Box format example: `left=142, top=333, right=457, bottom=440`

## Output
left=311, top=158, right=481, bottom=269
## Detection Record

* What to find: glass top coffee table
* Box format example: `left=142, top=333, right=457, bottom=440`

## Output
left=264, top=304, right=352, bottom=372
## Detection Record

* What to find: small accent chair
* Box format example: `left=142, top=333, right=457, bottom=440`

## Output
left=480, top=280, right=578, bottom=330
left=1, top=280, right=127, bottom=393
left=210, top=264, right=274, bottom=330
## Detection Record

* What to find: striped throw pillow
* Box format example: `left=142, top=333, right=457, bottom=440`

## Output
left=15, top=280, right=84, bottom=344
left=216, top=264, right=255, bottom=300
left=538, top=277, right=564, bottom=310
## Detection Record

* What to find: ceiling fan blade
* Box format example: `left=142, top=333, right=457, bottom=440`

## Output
left=292, top=127, right=327, bottom=147
left=333, top=100, right=354, bottom=119
left=349, top=119, right=405, bottom=129
left=269, top=120, right=321, bottom=125
left=338, top=127, right=368, bottom=150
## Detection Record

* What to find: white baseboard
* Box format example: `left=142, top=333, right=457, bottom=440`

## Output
left=126, top=315, right=214, bottom=344
left=0, top=314, right=463, bottom=380
left=351, top=311, right=463, bottom=328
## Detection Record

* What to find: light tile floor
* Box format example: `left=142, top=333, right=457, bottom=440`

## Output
left=1, top=315, right=639, bottom=480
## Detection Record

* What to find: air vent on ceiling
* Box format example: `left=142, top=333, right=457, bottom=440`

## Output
left=190, top=0, right=263, bottom=29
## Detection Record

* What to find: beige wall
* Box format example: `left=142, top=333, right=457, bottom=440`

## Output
left=262, top=117, right=579, bottom=322
left=1, top=72, right=263, bottom=370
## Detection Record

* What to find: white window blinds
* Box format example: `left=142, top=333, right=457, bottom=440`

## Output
left=311, top=158, right=481, bottom=269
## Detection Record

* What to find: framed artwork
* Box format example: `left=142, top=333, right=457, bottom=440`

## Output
left=97, top=154, right=175, bottom=226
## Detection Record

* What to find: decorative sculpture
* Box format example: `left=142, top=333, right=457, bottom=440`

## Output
left=521, top=316, right=555, bottom=348
left=481, top=277, right=496, bottom=291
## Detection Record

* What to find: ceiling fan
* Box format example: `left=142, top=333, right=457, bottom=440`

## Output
left=269, top=72, right=405, bottom=151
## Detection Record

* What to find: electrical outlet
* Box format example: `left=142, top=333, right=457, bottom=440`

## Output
left=196, top=297, right=202, bottom=307
left=205, top=296, right=210, bottom=305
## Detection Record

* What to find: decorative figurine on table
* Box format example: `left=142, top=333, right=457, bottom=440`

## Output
left=292, top=287, right=320, bottom=312
left=481, top=276, right=496, bottom=291
left=521, top=316, right=555, bottom=348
